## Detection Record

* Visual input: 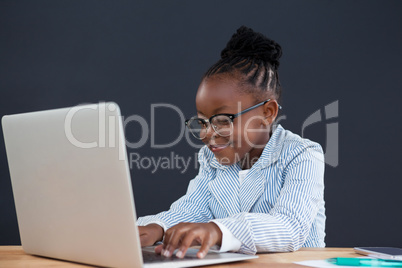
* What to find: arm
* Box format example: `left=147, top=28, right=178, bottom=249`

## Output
left=213, top=142, right=325, bottom=254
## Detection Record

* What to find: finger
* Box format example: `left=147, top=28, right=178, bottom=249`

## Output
left=161, top=226, right=176, bottom=252
left=163, top=222, right=187, bottom=247
left=161, top=227, right=180, bottom=257
left=176, top=230, right=200, bottom=259
left=197, top=235, right=213, bottom=259
left=163, top=227, right=188, bottom=257
left=154, top=244, right=163, bottom=255
left=162, top=227, right=173, bottom=247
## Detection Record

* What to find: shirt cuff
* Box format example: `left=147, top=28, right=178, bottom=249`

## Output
left=210, top=220, right=242, bottom=252
left=146, top=221, right=168, bottom=233
left=137, top=216, right=168, bottom=231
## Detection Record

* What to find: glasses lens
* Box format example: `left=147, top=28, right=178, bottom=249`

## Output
left=187, top=117, right=207, bottom=139
left=211, top=115, right=233, bottom=137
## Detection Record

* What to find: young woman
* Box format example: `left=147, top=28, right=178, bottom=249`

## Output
left=137, top=26, right=326, bottom=259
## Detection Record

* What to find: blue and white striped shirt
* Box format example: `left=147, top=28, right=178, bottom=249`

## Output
left=137, top=124, right=326, bottom=254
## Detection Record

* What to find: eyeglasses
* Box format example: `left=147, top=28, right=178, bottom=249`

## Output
left=185, top=99, right=282, bottom=140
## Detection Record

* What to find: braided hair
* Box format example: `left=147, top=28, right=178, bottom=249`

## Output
left=204, top=26, right=282, bottom=103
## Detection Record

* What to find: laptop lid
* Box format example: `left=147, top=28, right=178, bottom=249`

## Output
left=2, top=102, right=143, bottom=267
left=2, top=102, right=257, bottom=268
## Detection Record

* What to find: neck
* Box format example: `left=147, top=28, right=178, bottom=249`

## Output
left=239, top=155, right=259, bottom=170
left=239, top=128, right=272, bottom=170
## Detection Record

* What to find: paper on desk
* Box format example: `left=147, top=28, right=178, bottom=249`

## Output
left=295, top=259, right=358, bottom=268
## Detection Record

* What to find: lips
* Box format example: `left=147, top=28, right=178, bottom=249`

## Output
left=209, top=143, right=229, bottom=153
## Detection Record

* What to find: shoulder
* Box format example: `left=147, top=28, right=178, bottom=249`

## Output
left=259, top=125, right=324, bottom=168
left=279, top=126, right=324, bottom=160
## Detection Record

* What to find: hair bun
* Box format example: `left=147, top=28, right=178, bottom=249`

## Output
left=220, top=26, right=282, bottom=69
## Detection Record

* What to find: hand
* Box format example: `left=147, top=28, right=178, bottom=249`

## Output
left=138, top=224, right=164, bottom=247
left=154, top=222, right=222, bottom=259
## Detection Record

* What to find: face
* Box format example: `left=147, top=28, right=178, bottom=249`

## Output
left=195, top=75, right=278, bottom=168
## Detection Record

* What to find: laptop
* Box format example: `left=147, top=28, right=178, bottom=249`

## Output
left=1, top=102, right=257, bottom=268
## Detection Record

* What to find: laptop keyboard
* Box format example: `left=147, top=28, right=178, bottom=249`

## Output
left=142, top=250, right=199, bottom=263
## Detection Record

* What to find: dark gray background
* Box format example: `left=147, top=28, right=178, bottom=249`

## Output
left=1, top=0, right=401, bottom=247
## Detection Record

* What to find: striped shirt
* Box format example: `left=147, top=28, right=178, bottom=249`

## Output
left=137, top=124, right=326, bottom=255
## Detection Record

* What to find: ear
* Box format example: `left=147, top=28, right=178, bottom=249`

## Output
left=262, top=100, right=279, bottom=126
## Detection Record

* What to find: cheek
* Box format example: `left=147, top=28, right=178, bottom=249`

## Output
left=232, top=117, right=265, bottom=147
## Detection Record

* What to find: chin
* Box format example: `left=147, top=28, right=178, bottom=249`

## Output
left=208, top=143, right=245, bottom=166
left=215, top=156, right=236, bottom=166
left=212, top=151, right=238, bottom=165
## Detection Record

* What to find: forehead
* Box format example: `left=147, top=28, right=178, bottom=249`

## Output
left=196, top=77, right=255, bottom=116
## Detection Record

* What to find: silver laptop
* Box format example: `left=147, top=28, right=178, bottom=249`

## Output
left=2, top=102, right=257, bottom=268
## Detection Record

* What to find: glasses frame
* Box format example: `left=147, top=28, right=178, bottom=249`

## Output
left=185, top=99, right=282, bottom=140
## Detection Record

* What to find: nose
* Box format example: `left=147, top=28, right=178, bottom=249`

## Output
left=203, top=124, right=218, bottom=141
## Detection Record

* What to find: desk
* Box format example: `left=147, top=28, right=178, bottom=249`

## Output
left=0, top=246, right=360, bottom=267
